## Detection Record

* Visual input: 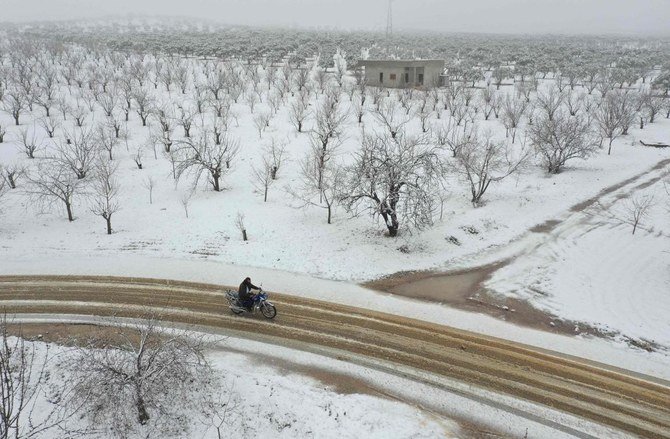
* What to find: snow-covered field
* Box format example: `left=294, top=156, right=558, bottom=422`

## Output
left=8, top=320, right=635, bottom=439
left=1, top=37, right=670, bottom=400
left=0, top=51, right=668, bottom=283
left=5, top=333, right=456, bottom=439
left=487, top=164, right=670, bottom=350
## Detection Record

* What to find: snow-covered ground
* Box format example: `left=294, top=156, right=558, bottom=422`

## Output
left=486, top=165, right=670, bottom=350
left=0, top=61, right=668, bottom=282
left=1, top=43, right=670, bottom=400
left=5, top=333, right=456, bottom=439
left=8, top=320, right=634, bottom=439
left=3, top=254, right=670, bottom=383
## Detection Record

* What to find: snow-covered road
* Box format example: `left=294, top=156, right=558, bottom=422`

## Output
left=1, top=275, right=669, bottom=438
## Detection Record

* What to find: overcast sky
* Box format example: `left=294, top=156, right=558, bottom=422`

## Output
left=3, top=0, right=669, bottom=35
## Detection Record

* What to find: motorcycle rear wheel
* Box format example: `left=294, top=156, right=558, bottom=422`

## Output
left=260, top=302, right=277, bottom=319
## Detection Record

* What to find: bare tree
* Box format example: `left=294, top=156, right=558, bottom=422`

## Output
left=253, top=111, right=271, bottom=138
left=501, top=95, right=528, bottom=143
left=90, top=158, right=120, bottom=234
left=450, top=96, right=475, bottom=127
left=133, top=146, right=144, bottom=170
left=595, top=92, right=624, bottom=155
left=308, top=96, right=347, bottom=196
left=174, top=132, right=240, bottom=192
left=565, top=91, right=585, bottom=116
left=290, top=154, right=344, bottom=225
left=289, top=98, right=309, bottom=133
left=96, top=123, right=120, bottom=161
left=293, top=68, right=310, bottom=92
left=0, top=173, right=7, bottom=205
left=133, top=88, right=155, bottom=127
left=210, top=114, right=229, bottom=146
left=0, top=316, right=83, bottom=439
left=535, top=86, right=565, bottom=121
left=372, top=98, right=409, bottom=138
left=236, top=212, right=248, bottom=241
left=416, top=105, right=433, bottom=133
left=68, top=100, right=89, bottom=128
left=340, top=131, right=443, bottom=236
left=38, top=115, right=60, bottom=139
left=98, top=91, right=120, bottom=117
left=528, top=111, right=597, bottom=174
left=264, top=138, right=287, bottom=180
left=613, top=91, right=638, bottom=135
left=0, top=124, right=5, bottom=143
left=209, top=95, right=231, bottom=119
left=479, top=87, right=498, bottom=121
left=433, top=119, right=475, bottom=158
left=177, top=105, right=196, bottom=138
left=2, top=163, right=24, bottom=189
left=251, top=156, right=274, bottom=202
left=204, top=385, right=241, bottom=439
left=622, top=195, right=654, bottom=235
left=457, top=134, right=528, bottom=206
left=2, top=87, right=27, bottom=125
left=143, top=176, right=155, bottom=204
left=245, top=92, right=258, bottom=113
left=352, top=97, right=366, bottom=124
left=56, top=129, right=97, bottom=179
left=25, top=160, right=83, bottom=221
left=180, top=190, right=194, bottom=218
left=16, top=127, right=43, bottom=159
left=641, top=93, right=664, bottom=124
left=64, top=316, right=216, bottom=439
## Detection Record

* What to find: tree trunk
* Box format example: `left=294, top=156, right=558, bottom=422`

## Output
left=14, top=114, right=19, bottom=125
left=608, top=138, right=613, bottom=155
left=242, top=229, right=248, bottom=241
left=106, top=217, right=112, bottom=235
left=65, top=202, right=74, bottom=222
left=380, top=205, right=399, bottom=237
left=136, top=393, right=150, bottom=425
left=212, top=174, right=220, bottom=192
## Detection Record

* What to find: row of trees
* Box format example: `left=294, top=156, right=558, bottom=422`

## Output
left=1, top=35, right=669, bottom=239
left=8, top=18, right=670, bottom=75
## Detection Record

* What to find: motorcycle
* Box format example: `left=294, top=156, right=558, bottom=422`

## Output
left=225, top=289, right=277, bottom=319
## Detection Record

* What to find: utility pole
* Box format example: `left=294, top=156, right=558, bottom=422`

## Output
left=386, top=0, right=393, bottom=39
left=385, top=0, right=393, bottom=55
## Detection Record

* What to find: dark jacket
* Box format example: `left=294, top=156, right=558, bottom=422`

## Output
left=238, top=279, right=260, bottom=302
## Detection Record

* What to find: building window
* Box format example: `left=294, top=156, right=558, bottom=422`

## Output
left=390, top=73, right=396, bottom=81
left=404, top=73, right=409, bottom=83
left=379, top=72, right=384, bottom=83
left=418, top=73, right=424, bottom=85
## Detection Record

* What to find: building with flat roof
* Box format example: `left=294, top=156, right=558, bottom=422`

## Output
left=358, top=59, right=445, bottom=88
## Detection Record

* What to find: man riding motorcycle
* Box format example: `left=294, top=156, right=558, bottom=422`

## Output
left=238, top=277, right=261, bottom=311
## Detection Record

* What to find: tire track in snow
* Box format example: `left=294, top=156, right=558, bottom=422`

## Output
left=0, top=275, right=669, bottom=438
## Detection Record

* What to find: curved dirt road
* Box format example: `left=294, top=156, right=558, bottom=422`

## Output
left=1, top=275, right=669, bottom=438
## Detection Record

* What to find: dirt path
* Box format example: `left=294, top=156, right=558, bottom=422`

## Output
left=1, top=275, right=669, bottom=438
left=364, top=158, right=670, bottom=341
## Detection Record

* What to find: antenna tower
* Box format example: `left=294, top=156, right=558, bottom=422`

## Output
left=385, top=0, right=393, bottom=41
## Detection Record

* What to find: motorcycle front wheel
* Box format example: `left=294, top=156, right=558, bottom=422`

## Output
left=260, top=302, right=277, bottom=319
